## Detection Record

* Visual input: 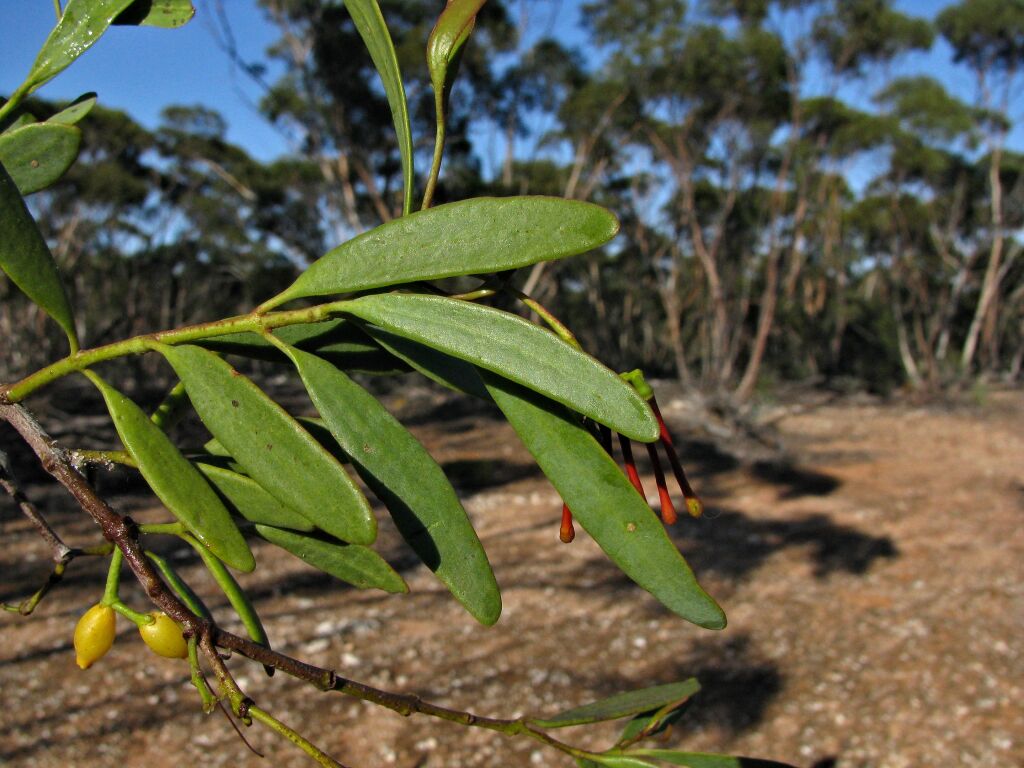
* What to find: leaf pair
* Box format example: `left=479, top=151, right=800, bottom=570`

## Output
left=534, top=681, right=796, bottom=767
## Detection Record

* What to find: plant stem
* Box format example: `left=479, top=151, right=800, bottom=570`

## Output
left=0, top=82, right=31, bottom=125
left=422, top=91, right=447, bottom=210
left=249, top=706, right=350, bottom=768
left=1, top=301, right=351, bottom=403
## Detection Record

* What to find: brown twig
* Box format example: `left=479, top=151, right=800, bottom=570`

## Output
left=0, top=397, right=586, bottom=762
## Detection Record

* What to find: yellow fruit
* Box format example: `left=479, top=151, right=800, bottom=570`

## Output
left=74, top=603, right=116, bottom=670
left=138, top=611, right=188, bottom=659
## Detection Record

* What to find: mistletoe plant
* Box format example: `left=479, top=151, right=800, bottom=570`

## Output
left=0, top=1, right=794, bottom=767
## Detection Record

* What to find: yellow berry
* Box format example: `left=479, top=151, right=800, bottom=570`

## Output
left=74, top=603, right=116, bottom=670
left=138, top=611, right=188, bottom=659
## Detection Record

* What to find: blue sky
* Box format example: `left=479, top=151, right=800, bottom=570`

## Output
left=1, top=0, right=1020, bottom=168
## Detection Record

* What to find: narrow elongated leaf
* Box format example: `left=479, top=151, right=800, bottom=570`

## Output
left=158, top=344, right=377, bottom=545
left=577, top=760, right=602, bottom=768
left=46, top=92, right=97, bottom=125
left=114, top=0, right=195, bottom=27
left=343, top=293, right=658, bottom=442
left=88, top=372, right=254, bottom=572
left=266, top=197, right=618, bottom=307
left=146, top=552, right=212, bottom=619
left=484, top=375, right=725, bottom=629
left=617, top=700, right=690, bottom=746
left=591, top=757, right=659, bottom=768
left=184, top=531, right=273, bottom=675
left=344, top=0, right=413, bottom=215
left=0, top=162, right=78, bottom=349
left=364, top=327, right=491, bottom=399
left=255, top=525, right=407, bottom=593
left=283, top=344, right=500, bottom=625
left=0, top=123, right=81, bottom=194
left=196, top=462, right=316, bottom=532
left=530, top=681, right=701, bottom=729
left=631, top=751, right=797, bottom=768
left=26, top=0, right=136, bottom=92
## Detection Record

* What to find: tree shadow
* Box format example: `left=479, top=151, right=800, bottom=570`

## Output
left=440, top=458, right=541, bottom=493
left=673, top=508, right=899, bottom=580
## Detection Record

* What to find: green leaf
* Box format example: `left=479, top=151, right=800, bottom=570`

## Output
left=113, top=0, right=195, bottom=27
left=591, top=757, right=659, bottom=768
left=196, top=462, right=316, bottom=533
left=25, top=0, right=137, bottom=92
left=631, top=751, right=798, bottom=768
left=426, top=0, right=485, bottom=109
left=281, top=344, right=501, bottom=625
left=484, top=375, right=725, bottom=629
left=87, top=372, right=255, bottom=573
left=265, top=197, right=619, bottom=307
left=343, top=293, right=658, bottom=442
left=577, top=760, right=603, bottom=768
left=0, top=123, right=81, bottom=194
left=46, top=92, right=97, bottom=125
left=0, top=162, right=78, bottom=349
left=344, top=0, right=413, bottom=216
left=157, top=344, right=377, bottom=545
left=146, top=551, right=212, bottom=619
left=2, top=113, right=38, bottom=134
left=184, top=532, right=272, bottom=671
left=617, top=700, right=690, bottom=746
left=530, top=681, right=701, bottom=729
left=363, top=327, right=491, bottom=399
left=255, top=525, right=408, bottom=593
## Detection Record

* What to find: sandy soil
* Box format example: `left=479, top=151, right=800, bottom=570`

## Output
left=1, top=383, right=1021, bottom=768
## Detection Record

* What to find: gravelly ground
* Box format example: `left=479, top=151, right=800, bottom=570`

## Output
left=1, top=384, right=1021, bottom=768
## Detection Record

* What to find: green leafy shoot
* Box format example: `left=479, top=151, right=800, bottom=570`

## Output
left=529, top=680, right=701, bottom=729
left=259, top=197, right=619, bottom=309
left=423, top=0, right=486, bottom=207
left=344, top=0, right=414, bottom=215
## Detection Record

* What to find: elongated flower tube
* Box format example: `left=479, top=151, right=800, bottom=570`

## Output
left=557, top=383, right=702, bottom=542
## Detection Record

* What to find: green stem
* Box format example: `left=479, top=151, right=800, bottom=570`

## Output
left=72, top=449, right=134, bottom=467
left=138, top=522, right=186, bottom=536
left=182, top=532, right=271, bottom=652
left=0, top=82, right=31, bottom=125
left=422, top=91, right=447, bottom=210
left=187, top=637, right=218, bottom=713
left=102, top=547, right=124, bottom=605
left=2, top=301, right=351, bottom=403
left=513, top=289, right=583, bottom=350
left=52, top=0, right=62, bottom=20
left=249, top=706, right=349, bottom=768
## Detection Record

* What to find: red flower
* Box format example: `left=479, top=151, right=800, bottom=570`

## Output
left=559, top=391, right=703, bottom=543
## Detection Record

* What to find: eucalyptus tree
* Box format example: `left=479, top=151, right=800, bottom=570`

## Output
left=936, top=0, right=1024, bottom=375
left=252, top=0, right=515, bottom=235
